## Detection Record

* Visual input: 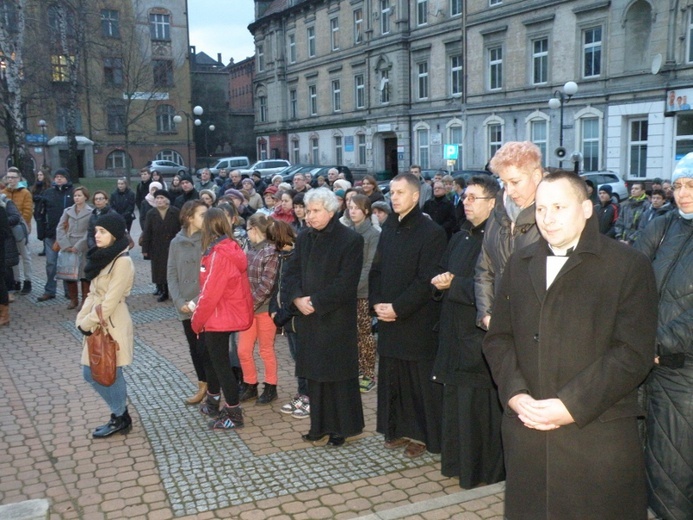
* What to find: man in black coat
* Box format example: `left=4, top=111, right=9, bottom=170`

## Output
left=423, top=181, right=457, bottom=239
left=286, top=188, right=364, bottom=447
left=173, top=175, right=199, bottom=209
left=37, top=168, right=74, bottom=301
left=483, top=172, right=657, bottom=519
left=369, top=173, right=447, bottom=458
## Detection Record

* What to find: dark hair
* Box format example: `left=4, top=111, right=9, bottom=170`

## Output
left=361, top=174, right=381, bottom=193
left=73, top=185, right=90, bottom=199
left=391, top=173, right=421, bottom=193
left=349, top=194, right=372, bottom=218
left=266, top=218, right=296, bottom=249
left=201, top=208, right=232, bottom=251
left=651, top=189, right=666, bottom=198
left=280, top=189, right=297, bottom=201
left=180, top=200, right=207, bottom=228
left=292, top=192, right=305, bottom=206
left=117, top=176, right=129, bottom=188
left=246, top=212, right=271, bottom=236
left=467, top=175, right=500, bottom=198
left=217, top=201, right=241, bottom=226
left=540, top=171, right=588, bottom=201
left=92, top=190, right=109, bottom=202
left=454, top=177, right=466, bottom=190
left=631, top=181, right=646, bottom=190
left=151, top=170, right=162, bottom=180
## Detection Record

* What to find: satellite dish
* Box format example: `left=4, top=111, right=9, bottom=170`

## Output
left=651, top=54, right=662, bottom=75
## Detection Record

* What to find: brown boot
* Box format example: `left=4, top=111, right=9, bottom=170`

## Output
left=185, top=382, right=208, bottom=405
left=0, top=304, right=9, bottom=327
left=66, top=281, right=79, bottom=310
left=78, top=281, right=91, bottom=311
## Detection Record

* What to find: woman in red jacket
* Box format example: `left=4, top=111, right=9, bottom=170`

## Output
left=191, top=208, right=254, bottom=430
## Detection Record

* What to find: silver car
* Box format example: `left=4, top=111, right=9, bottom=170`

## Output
left=149, top=160, right=189, bottom=177
left=580, top=171, right=629, bottom=202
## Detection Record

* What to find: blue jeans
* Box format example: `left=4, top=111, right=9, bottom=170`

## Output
left=43, top=238, right=58, bottom=295
left=82, top=365, right=128, bottom=416
left=287, top=332, right=308, bottom=396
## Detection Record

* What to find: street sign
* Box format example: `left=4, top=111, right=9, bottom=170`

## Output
left=26, top=134, right=47, bottom=144
left=444, top=144, right=458, bottom=160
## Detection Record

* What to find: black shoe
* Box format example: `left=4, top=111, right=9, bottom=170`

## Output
left=92, top=411, right=132, bottom=438
left=153, top=285, right=163, bottom=296
left=12, top=282, right=21, bottom=292
left=199, top=394, right=221, bottom=417
left=156, top=291, right=169, bottom=302
left=327, top=435, right=345, bottom=447
left=302, top=432, right=326, bottom=442
left=37, top=293, right=55, bottom=302
left=239, top=383, right=258, bottom=402
left=256, top=383, right=277, bottom=406
left=20, top=281, right=32, bottom=295
left=38, top=251, right=46, bottom=257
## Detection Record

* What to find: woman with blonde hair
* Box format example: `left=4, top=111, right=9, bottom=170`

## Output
left=56, top=186, right=92, bottom=309
left=237, top=213, right=280, bottom=405
left=192, top=208, right=254, bottom=429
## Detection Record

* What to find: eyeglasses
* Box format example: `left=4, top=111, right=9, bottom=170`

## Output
left=463, top=194, right=494, bottom=202
left=94, top=197, right=106, bottom=201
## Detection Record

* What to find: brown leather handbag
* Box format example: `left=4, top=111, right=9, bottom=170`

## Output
left=87, top=304, right=119, bottom=386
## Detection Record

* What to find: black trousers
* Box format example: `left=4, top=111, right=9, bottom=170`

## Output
left=203, top=331, right=239, bottom=406
left=182, top=319, right=209, bottom=382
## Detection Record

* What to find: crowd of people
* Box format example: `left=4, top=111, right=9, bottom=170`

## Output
left=0, top=152, right=690, bottom=519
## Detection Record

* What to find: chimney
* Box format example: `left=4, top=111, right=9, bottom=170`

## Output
left=218, top=53, right=222, bottom=64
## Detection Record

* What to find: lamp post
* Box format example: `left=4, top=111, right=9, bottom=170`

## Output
left=203, top=124, right=215, bottom=157
left=173, top=105, right=203, bottom=170
left=38, top=119, right=47, bottom=168
left=548, top=81, right=578, bottom=168
left=570, top=151, right=584, bottom=175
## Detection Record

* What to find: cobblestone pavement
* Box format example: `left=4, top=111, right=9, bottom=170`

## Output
left=0, top=222, right=505, bottom=519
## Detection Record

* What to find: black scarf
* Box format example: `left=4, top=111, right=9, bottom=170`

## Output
left=83, top=236, right=130, bottom=281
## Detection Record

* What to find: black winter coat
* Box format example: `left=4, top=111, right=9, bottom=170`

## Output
left=140, top=206, right=181, bottom=285
left=0, top=205, right=17, bottom=268
left=423, top=195, right=457, bottom=239
left=269, top=248, right=298, bottom=331
left=286, top=215, right=363, bottom=382
left=40, top=183, right=74, bottom=238
left=369, top=205, right=447, bottom=360
left=635, top=211, right=693, bottom=520
left=431, top=219, right=490, bottom=387
left=174, top=189, right=199, bottom=209
left=135, top=179, right=151, bottom=209
left=110, top=188, right=136, bottom=227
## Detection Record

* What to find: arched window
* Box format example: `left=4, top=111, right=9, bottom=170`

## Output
left=624, top=1, right=652, bottom=71
left=483, top=115, right=504, bottom=160
left=574, top=107, right=604, bottom=172
left=156, top=150, right=184, bottom=165
left=525, top=111, right=550, bottom=166
left=413, top=122, right=430, bottom=169
left=106, top=150, right=129, bottom=169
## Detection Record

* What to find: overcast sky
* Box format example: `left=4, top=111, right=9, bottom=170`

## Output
left=188, top=0, right=256, bottom=64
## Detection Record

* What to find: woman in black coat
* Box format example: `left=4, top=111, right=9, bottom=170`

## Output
left=140, top=190, right=180, bottom=302
left=0, top=204, right=10, bottom=325
left=286, top=188, right=364, bottom=447
left=110, top=177, right=136, bottom=232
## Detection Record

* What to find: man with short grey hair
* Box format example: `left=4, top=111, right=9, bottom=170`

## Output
left=293, top=173, right=310, bottom=194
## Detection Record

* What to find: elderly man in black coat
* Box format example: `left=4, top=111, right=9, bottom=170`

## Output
left=286, top=188, right=364, bottom=447
left=369, top=173, right=447, bottom=458
left=483, top=171, right=658, bottom=520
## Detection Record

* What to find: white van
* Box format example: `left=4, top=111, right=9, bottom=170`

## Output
left=198, top=156, right=251, bottom=176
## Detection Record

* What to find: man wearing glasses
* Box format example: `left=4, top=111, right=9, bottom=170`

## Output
left=3, top=167, right=33, bottom=294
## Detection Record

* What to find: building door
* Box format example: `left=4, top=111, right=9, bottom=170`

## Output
left=384, top=137, right=398, bottom=179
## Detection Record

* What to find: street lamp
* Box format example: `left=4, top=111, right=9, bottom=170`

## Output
left=173, top=105, right=203, bottom=169
left=570, top=151, right=584, bottom=175
left=38, top=119, right=47, bottom=168
left=548, top=81, right=578, bottom=168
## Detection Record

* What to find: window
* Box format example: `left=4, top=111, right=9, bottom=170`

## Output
left=259, top=141, right=267, bottom=161
left=418, top=62, right=429, bottom=100
left=488, top=123, right=503, bottom=158
left=451, top=55, right=463, bottom=96
left=156, top=105, right=175, bottom=133
left=335, top=136, right=343, bottom=164
left=358, top=134, right=367, bottom=165
left=103, top=57, right=123, bottom=86
left=490, top=0, right=502, bottom=5
left=156, top=150, right=184, bottom=164
left=106, top=150, right=127, bottom=169
left=259, top=96, right=267, bottom=122
left=149, top=13, right=170, bottom=41
left=257, top=44, right=264, bottom=72
left=307, top=27, right=316, bottom=58
left=107, top=103, right=125, bottom=134
left=309, top=85, right=317, bottom=115
left=332, top=80, right=341, bottom=112
left=311, top=137, right=319, bottom=164
left=292, top=139, right=300, bottom=165
left=288, top=34, right=296, bottom=63
left=330, top=18, right=339, bottom=51
left=629, top=119, right=648, bottom=178
left=152, top=60, right=173, bottom=87
left=0, top=2, right=18, bottom=30
left=56, top=106, right=83, bottom=134
left=380, top=70, right=390, bottom=104
left=51, top=55, right=72, bottom=82
left=354, top=9, right=363, bottom=44
left=381, top=0, right=391, bottom=35
left=101, top=9, right=119, bottom=38
left=355, top=74, right=365, bottom=109
left=532, top=38, right=548, bottom=85
left=417, top=128, right=430, bottom=169
left=488, top=46, right=502, bottom=90
left=530, top=119, right=548, bottom=166
left=289, top=89, right=297, bottom=119
left=688, top=10, right=693, bottom=63
left=451, top=0, right=462, bottom=17
left=580, top=117, right=600, bottom=171
left=583, top=27, right=602, bottom=78
left=448, top=124, right=463, bottom=169
left=417, top=0, right=428, bottom=26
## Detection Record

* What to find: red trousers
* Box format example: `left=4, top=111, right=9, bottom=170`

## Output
left=237, top=312, right=278, bottom=385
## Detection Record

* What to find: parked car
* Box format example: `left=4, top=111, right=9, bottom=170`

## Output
left=580, top=171, right=629, bottom=202
left=149, top=160, right=189, bottom=177
left=198, top=156, right=251, bottom=176
left=240, top=159, right=291, bottom=177
left=267, top=165, right=354, bottom=185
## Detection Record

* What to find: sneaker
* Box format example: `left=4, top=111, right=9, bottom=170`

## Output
left=199, top=395, right=221, bottom=418
left=209, top=405, right=243, bottom=430
left=291, top=399, right=310, bottom=419
left=281, top=394, right=302, bottom=414
left=360, top=377, right=376, bottom=393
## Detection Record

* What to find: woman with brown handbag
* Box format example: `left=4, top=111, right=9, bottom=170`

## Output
left=76, top=213, right=135, bottom=438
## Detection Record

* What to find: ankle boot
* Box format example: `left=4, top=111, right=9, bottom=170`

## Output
left=66, top=281, right=79, bottom=310
left=185, top=381, right=208, bottom=405
left=20, top=280, right=31, bottom=295
left=239, top=382, right=259, bottom=402
left=92, top=410, right=132, bottom=438
left=79, top=281, right=91, bottom=311
left=199, top=393, right=221, bottom=417
left=210, top=404, right=244, bottom=429
left=0, top=304, right=9, bottom=327
left=153, top=284, right=163, bottom=296
left=157, top=285, right=169, bottom=302
left=256, top=383, right=278, bottom=406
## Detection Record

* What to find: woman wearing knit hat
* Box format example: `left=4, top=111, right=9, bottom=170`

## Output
left=139, top=181, right=162, bottom=232
left=199, top=189, right=216, bottom=207
left=76, top=212, right=135, bottom=438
